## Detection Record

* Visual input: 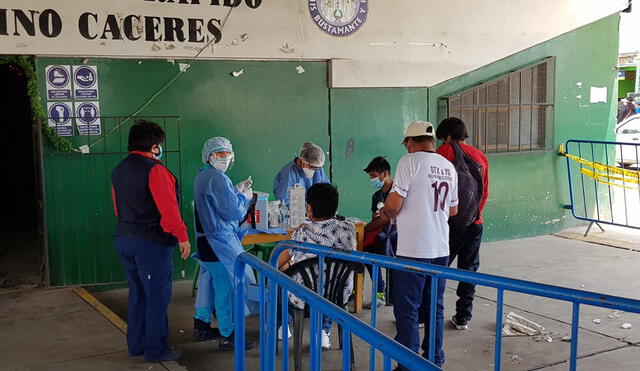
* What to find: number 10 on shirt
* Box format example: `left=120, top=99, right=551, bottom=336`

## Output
left=431, top=181, right=450, bottom=212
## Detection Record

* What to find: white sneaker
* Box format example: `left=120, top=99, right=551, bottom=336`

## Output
left=321, top=329, right=331, bottom=349
left=278, top=325, right=292, bottom=340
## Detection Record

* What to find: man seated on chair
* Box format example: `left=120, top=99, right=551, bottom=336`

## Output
left=277, top=183, right=357, bottom=350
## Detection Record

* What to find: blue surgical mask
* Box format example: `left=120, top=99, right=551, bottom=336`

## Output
left=370, top=176, right=384, bottom=189
left=154, top=145, right=163, bottom=160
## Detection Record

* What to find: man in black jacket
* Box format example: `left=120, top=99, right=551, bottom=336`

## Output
left=111, top=120, right=190, bottom=362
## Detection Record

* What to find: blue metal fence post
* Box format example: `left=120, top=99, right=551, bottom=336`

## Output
left=267, top=279, right=279, bottom=371
left=370, top=264, right=379, bottom=371
left=309, top=306, right=320, bottom=371
left=281, top=289, right=289, bottom=371
left=258, top=274, right=266, bottom=371
left=428, top=276, right=438, bottom=362
left=570, top=302, right=580, bottom=371
left=494, top=289, right=504, bottom=371
left=234, top=259, right=247, bottom=371
left=342, top=328, right=351, bottom=370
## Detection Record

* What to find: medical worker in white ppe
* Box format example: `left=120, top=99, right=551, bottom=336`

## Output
left=273, top=142, right=330, bottom=204
left=192, top=137, right=257, bottom=351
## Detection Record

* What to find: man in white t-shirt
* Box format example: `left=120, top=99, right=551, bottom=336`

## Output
left=380, top=121, right=458, bottom=369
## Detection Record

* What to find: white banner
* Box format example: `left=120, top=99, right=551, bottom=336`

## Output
left=0, top=0, right=629, bottom=87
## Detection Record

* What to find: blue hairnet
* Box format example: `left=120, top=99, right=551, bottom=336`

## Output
left=202, top=137, right=233, bottom=164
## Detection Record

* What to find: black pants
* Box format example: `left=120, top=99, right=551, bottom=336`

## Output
left=448, top=223, right=483, bottom=322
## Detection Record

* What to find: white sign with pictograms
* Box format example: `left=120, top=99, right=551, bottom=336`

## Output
left=75, top=101, right=102, bottom=136
left=45, top=65, right=72, bottom=100
left=47, top=101, right=73, bottom=136
left=72, top=65, right=99, bottom=100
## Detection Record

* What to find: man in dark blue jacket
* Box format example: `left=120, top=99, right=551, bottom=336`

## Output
left=111, top=120, right=191, bottom=362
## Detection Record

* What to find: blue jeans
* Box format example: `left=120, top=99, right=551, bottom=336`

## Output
left=392, top=255, right=449, bottom=368
left=193, top=261, right=234, bottom=337
left=115, top=236, right=174, bottom=361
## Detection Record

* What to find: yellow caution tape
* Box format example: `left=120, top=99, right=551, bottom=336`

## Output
left=581, top=168, right=640, bottom=191
left=559, top=144, right=640, bottom=189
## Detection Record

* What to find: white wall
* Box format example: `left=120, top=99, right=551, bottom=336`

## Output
left=0, top=0, right=629, bottom=87
left=620, top=4, right=640, bottom=53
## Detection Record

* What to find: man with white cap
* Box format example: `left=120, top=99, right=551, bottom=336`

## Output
left=273, top=142, right=330, bottom=204
left=380, top=121, right=458, bottom=369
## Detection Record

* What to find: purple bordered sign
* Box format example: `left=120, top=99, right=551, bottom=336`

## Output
left=308, top=0, right=369, bottom=37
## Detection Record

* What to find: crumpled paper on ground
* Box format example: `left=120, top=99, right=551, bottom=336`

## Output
left=502, top=312, right=545, bottom=336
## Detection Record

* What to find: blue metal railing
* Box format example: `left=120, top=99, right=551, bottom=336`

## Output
left=267, top=241, right=640, bottom=371
left=564, top=139, right=640, bottom=233
left=233, top=251, right=441, bottom=371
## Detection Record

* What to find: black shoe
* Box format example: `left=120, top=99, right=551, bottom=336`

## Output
left=451, top=315, right=469, bottom=330
left=194, top=318, right=222, bottom=341
left=145, top=350, right=181, bottom=362
left=219, top=333, right=255, bottom=351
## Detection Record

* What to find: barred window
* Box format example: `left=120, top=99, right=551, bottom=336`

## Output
left=445, top=58, right=555, bottom=153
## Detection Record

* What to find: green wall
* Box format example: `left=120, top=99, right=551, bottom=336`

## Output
left=36, top=14, right=620, bottom=285
left=330, top=88, right=428, bottom=218
left=37, top=59, right=330, bottom=285
left=428, top=14, right=619, bottom=241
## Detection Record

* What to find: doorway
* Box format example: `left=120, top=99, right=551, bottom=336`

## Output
left=0, top=62, right=43, bottom=289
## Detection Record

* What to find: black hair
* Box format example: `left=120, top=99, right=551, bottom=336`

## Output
left=363, top=156, right=390, bottom=173
left=306, top=183, right=339, bottom=219
left=409, top=135, right=435, bottom=144
left=127, top=120, right=166, bottom=152
left=436, top=117, right=469, bottom=141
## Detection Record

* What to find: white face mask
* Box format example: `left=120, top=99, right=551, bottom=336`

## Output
left=303, top=168, right=316, bottom=179
left=210, top=157, right=230, bottom=172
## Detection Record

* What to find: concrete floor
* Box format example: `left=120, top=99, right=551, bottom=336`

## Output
left=1, top=230, right=639, bottom=371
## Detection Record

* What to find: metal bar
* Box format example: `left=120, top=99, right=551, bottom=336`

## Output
left=281, top=288, right=289, bottom=371
left=240, top=253, right=441, bottom=371
left=384, top=354, right=392, bottom=371
left=494, top=289, right=504, bottom=371
left=234, top=262, right=247, bottom=371
left=428, top=276, right=437, bottom=362
left=259, top=274, right=266, bottom=371
left=267, top=280, right=278, bottom=371
left=268, top=243, right=640, bottom=313
left=518, top=71, right=522, bottom=152
left=619, top=143, right=629, bottom=225
left=603, top=143, right=615, bottom=223
left=370, top=264, right=379, bottom=371
left=591, top=142, right=601, bottom=221
left=310, top=307, right=319, bottom=371
left=317, top=255, right=324, bottom=366
left=342, top=329, right=351, bottom=370
left=484, top=86, right=488, bottom=153
left=584, top=221, right=595, bottom=238
left=529, top=66, right=534, bottom=151
left=577, top=143, right=589, bottom=218
left=570, top=302, right=580, bottom=371
left=565, top=141, right=578, bottom=221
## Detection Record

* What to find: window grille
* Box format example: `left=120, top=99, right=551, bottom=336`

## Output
left=445, top=58, right=555, bottom=153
